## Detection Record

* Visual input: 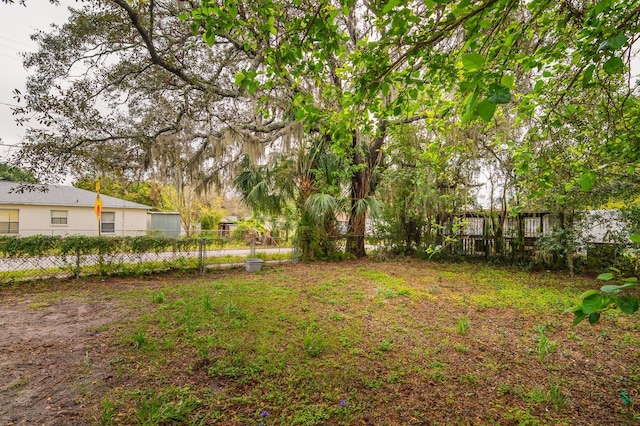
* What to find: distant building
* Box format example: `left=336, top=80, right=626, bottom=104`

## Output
left=147, top=212, right=182, bottom=237
left=0, top=181, right=150, bottom=237
left=218, top=216, right=239, bottom=238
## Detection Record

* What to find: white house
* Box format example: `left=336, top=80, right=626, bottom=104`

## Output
left=0, top=181, right=151, bottom=237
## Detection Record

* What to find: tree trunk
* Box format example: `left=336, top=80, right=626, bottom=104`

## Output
left=346, top=166, right=369, bottom=258
left=345, top=124, right=386, bottom=258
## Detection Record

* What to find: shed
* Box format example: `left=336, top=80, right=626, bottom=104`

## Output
left=147, top=212, right=182, bottom=237
left=218, top=216, right=239, bottom=238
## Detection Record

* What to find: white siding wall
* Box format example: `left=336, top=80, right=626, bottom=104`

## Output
left=0, top=204, right=148, bottom=237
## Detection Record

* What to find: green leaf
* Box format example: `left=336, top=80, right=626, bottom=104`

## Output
left=581, top=293, right=603, bottom=314
left=617, top=296, right=639, bottom=314
left=462, top=89, right=479, bottom=121
left=461, top=53, right=484, bottom=72
left=487, top=83, right=511, bottom=104
left=603, top=56, right=624, bottom=74
left=533, top=80, right=544, bottom=93
left=630, top=234, right=640, bottom=243
left=578, top=170, right=595, bottom=192
left=588, top=312, right=601, bottom=325
left=229, top=5, right=238, bottom=19
left=601, top=283, right=636, bottom=293
left=382, top=0, right=402, bottom=14
left=580, top=289, right=600, bottom=299
left=597, top=272, right=614, bottom=281
left=203, top=28, right=216, bottom=46
left=500, top=74, right=514, bottom=90
left=622, top=277, right=638, bottom=283
left=582, top=64, right=595, bottom=88
left=607, top=33, right=628, bottom=50
left=234, top=72, right=245, bottom=87
left=572, top=309, right=588, bottom=326
left=476, top=99, right=496, bottom=122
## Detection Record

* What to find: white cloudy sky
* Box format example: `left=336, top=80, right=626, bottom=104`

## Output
left=0, top=2, right=72, bottom=163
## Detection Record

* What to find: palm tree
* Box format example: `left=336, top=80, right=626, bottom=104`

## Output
left=234, top=136, right=352, bottom=259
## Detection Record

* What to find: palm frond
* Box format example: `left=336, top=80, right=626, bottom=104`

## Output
left=353, top=196, right=381, bottom=219
left=305, top=193, right=339, bottom=218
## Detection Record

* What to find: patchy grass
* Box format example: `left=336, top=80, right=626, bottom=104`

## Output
left=4, top=259, right=640, bottom=425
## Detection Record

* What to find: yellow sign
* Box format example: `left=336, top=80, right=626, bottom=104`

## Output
left=94, top=194, right=103, bottom=220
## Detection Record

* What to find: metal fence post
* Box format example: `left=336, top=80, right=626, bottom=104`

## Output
left=198, top=238, right=205, bottom=275
left=75, top=243, right=81, bottom=279
left=291, top=237, right=298, bottom=264
left=250, top=235, right=256, bottom=258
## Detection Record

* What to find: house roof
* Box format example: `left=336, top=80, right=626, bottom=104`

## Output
left=0, top=181, right=151, bottom=210
left=220, top=216, right=239, bottom=223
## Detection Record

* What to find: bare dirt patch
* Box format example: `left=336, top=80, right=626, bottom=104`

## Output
left=0, top=280, right=138, bottom=425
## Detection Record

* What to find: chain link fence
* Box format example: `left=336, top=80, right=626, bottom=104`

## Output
left=0, top=236, right=293, bottom=285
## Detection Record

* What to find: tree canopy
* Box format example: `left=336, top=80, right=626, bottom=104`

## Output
left=9, top=0, right=640, bottom=257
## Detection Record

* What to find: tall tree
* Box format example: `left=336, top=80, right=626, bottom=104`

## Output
left=13, top=1, right=296, bottom=185
left=0, top=162, right=37, bottom=183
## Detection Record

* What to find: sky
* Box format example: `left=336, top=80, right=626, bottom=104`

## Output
left=0, top=1, right=72, bottom=164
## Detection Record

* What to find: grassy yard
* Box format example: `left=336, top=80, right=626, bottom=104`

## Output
left=5, top=259, right=640, bottom=425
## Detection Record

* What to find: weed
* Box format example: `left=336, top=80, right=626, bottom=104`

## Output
left=505, top=408, right=540, bottom=426
left=132, top=330, right=147, bottom=349
left=526, top=387, right=548, bottom=403
left=453, top=344, right=470, bottom=353
left=456, top=315, right=470, bottom=335
left=81, top=351, right=91, bottom=373
left=364, top=377, right=384, bottom=389
left=99, top=398, right=116, bottom=426
left=303, top=328, right=326, bottom=357
left=328, top=312, right=343, bottom=321
left=339, top=335, right=351, bottom=348
left=151, top=291, right=165, bottom=304
left=428, top=371, right=446, bottom=382
left=525, top=381, right=566, bottom=410
left=534, top=326, right=556, bottom=361
left=202, top=293, right=212, bottom=311
left=133, top=387, right=200, bottom=423
left=380, top=288, right=400, bottom=299
left=225, top=300, right=245, bottom=319
left=181, top=301, right=196, bottom=333
left=548, top=381, right=566, bottom=409
left=458, top=372, right=477, bottom=385
left=428, top=360, right=444, bottom=369
left=378, top=338, right=393, bottom=352
left=290, top=404, right=331, bottom=425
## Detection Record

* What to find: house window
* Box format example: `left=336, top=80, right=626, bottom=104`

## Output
left=0, top=209, right=19, bottom=234
left=101, top=212, right=115, bottom=233
left=51, top=210, right=68, bottom=225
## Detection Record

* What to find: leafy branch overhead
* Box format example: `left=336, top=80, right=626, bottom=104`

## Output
left=568, top=236, right=640, bottom=326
